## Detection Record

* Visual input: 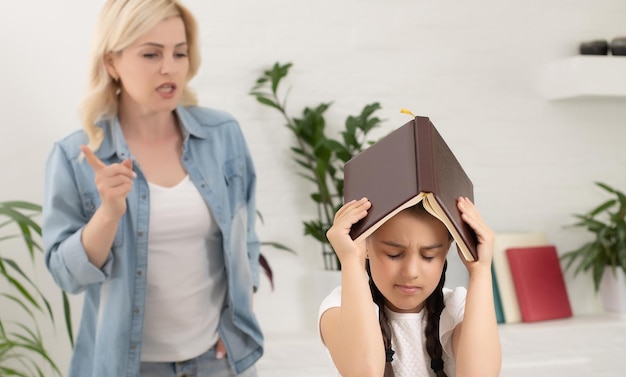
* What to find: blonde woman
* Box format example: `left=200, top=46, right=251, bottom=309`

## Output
left=42, top=1, right=262, bottom=376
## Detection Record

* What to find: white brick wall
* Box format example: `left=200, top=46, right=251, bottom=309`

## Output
left=2, top=0, right=626, bottom=373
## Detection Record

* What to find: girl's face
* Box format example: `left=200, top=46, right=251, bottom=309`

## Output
left=106, top=16, right=189, bottom=116
left=367, top=209, right=451, bottom=313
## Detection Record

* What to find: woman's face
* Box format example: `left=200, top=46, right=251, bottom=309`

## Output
left=367, top=209, right=451, bottom=313
left=106, top=16, right=189, bottom=116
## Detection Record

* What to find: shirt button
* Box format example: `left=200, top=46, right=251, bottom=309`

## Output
left=134, top=307, right=140, bottom=314
left=141, top=194, right=147, bottom=200
left=130, top=344, right=137, bottom=350
left=137, top=270, right=142, bottom=276
left=138, top=231, right=144, bottom=237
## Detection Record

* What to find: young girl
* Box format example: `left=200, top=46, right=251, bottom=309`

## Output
left=319, top=197, right=501, bottom=377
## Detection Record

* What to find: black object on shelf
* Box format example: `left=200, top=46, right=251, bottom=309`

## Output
left=610, top=37, right=626, bottom=56
left=579, top=40, right=609, bottom=55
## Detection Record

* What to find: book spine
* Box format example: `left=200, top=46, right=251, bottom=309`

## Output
left=492, top=263, right=506, bottom=324
left=414, top=117, right=436, bottom=193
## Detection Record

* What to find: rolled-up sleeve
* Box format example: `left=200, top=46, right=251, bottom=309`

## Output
left=43, top=143, right=112, bottom=294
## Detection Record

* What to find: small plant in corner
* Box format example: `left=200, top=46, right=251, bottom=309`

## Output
left=0, top=201, right=74, bottom=377
left=250, top=62, right=384, bottom=270
left=560, top=181, right=626, bottom=291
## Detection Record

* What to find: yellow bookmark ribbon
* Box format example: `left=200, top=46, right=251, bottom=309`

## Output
left=400, top=108, right=416, bottom=117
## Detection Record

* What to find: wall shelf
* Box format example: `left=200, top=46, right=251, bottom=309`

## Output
left=539, top=56, right=626, bottom=100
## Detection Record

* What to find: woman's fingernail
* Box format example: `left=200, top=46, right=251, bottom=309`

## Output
left=216, top=350, right=225, bottom=359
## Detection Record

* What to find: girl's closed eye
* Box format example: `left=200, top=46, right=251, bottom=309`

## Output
left=421, top=254, right=435, bottom=261
left=143, top=52, right=160, bottom=59
left=386, top=252, right=402, bottom=260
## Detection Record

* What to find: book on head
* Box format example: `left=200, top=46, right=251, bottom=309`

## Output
left=343, top=115, right=478, bottom=261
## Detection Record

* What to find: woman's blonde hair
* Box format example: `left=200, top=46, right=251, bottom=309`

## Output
left=80, top=0, right=200, bottom=151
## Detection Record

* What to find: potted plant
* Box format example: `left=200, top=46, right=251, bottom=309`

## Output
left=249, top=62, right=383, bottom=271
left=0, top=201, right=74, bottom=376
left=561, top=182, right=626, bottom=313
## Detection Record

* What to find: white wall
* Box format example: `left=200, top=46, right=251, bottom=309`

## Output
left=2, top=0, right=626, bottom=373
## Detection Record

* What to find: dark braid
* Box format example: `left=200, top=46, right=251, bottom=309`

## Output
left=366, top=260, right=395, bottom=377
left=424, top=260, right=448, bottom=377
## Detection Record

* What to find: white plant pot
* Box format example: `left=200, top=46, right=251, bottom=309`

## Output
left=600, top=266, right=626, bottom=314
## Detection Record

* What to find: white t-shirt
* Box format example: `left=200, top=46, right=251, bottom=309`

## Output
left=318, top=286, right=466, bottom=377
left=141, top=175, right=225, bottom=362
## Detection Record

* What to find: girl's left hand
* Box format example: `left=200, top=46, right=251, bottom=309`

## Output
left=457, top=196, right=494, bottom=269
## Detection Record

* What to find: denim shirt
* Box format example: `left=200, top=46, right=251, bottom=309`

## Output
left=43, top=106, right=263, bottom=377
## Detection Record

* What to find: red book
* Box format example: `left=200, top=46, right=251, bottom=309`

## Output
left=506, top=245, right=573, bottom=322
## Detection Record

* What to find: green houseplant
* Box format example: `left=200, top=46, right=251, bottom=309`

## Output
left=250, top=62, right=383, bottom=270
left=561, top=182, right=626, bottom=292
left=0, top=201, right=74, bottom=377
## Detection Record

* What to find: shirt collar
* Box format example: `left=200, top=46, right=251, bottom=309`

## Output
left=94, top=105, right=208, bottom=161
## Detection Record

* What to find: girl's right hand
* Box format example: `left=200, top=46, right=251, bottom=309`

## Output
left=326, top=198, right=371, bottom=266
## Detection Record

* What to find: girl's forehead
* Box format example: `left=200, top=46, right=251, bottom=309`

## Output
left=375, top=211, right=448, bottom=237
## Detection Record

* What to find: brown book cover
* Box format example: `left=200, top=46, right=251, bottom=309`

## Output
left=343, top=116, right=478, bottom=261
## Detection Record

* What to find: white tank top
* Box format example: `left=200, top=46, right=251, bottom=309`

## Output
left=140, top=175, right=225, bottom=362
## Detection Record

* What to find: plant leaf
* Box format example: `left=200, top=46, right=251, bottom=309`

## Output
left=261, top=242, right=296, bottom=254
left=259, top=253, right=273, bottom=291
left=62, top=292, right=74, bottom=348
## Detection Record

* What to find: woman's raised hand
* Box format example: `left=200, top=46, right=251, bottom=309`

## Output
left=81, top=145, right=135, bottom=219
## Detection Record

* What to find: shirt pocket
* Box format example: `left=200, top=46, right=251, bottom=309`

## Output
left=223, top=156, right=246, bottom=213
left=82, top=191, right=124, bottom=249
